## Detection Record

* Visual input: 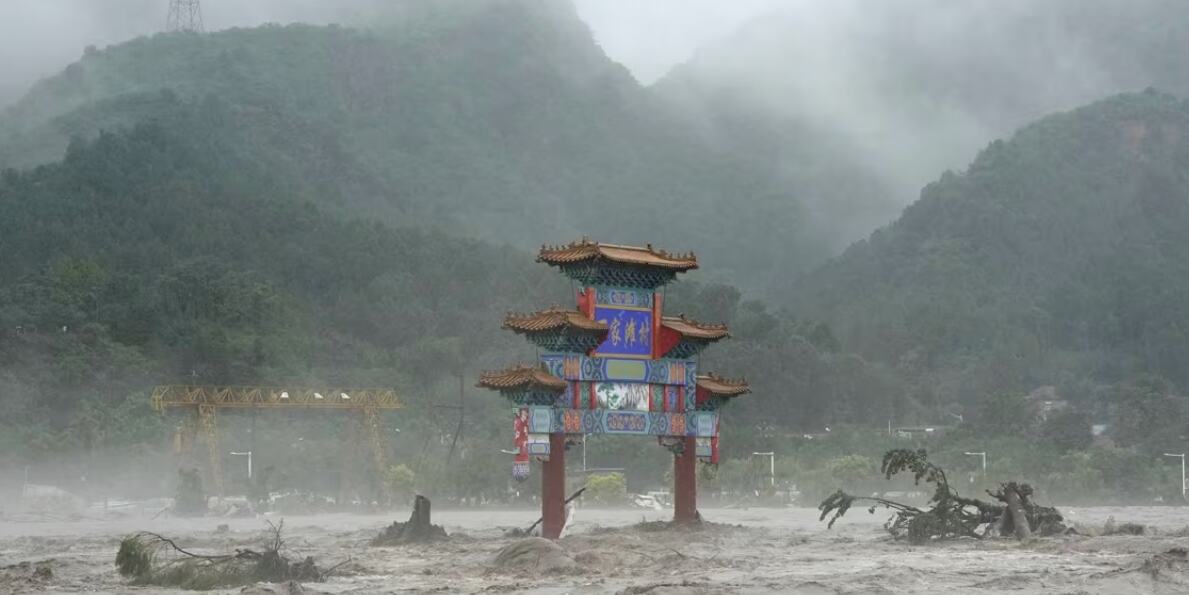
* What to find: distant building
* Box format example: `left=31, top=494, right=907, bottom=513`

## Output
left=893, top=427, right=941, bottom=439
left=1026, top=385, right=1069, bottom=421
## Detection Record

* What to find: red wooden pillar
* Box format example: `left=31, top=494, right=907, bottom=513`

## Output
left=673, top=436, right=698, bottom=523
left=541, top=432, right=567, bottom=539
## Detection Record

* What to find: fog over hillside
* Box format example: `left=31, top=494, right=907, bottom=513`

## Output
left=7, top=6, right=1189, bottom=584
left=6, top=0, right=1188, bottom=256
left=0, top=0, right=777, bottom=107
left=655, top=0, right=1189, bottom=248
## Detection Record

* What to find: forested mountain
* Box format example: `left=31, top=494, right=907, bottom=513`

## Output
left=6, top=0, right=1189, bottom=499
left=0, top=0, right=824, bottom=289
left=796, top=91, right=1189, bottom=418
left=0, top=1, right=907, bottom=491
left=654, top=0, right=1189, bottom=252
left=0, top=97, right=569, bottom=455
left=0, top=94, right=880, bottom=480
left=14, top=0, right=1186, bottom=293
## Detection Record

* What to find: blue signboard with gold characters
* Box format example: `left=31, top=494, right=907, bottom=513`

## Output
left=594, top=305, right=652, bottom=358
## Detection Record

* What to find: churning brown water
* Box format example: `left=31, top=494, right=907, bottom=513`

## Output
left=4, top=506, right=1189, bottom=593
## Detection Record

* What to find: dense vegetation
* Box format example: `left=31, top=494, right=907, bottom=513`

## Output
left=0, top=97, right=559, bottom=495
left=0, top=95, right=877, bottom=502
left=796, top=91, right=1189, bottom=457
left=3, top=1, right=1189, bottom=506
left=0, top=0, right=825, bottom=288
left=696, top=91, right=1189, bottom=506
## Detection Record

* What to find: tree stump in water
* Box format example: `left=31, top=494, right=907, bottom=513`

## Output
left=409, top=495, right=431, bottom=534
left=998, top=483, right=1033, bottom=541
left=371, top=495, right=448, bottom=545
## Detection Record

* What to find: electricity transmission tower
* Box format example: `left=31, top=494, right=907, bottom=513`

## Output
left=166, top=0, right=204, bottom=33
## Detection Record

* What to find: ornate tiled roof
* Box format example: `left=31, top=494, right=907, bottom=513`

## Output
left=503, top=307, right=607, bottom=334
left=477, top=365, right=567, bottom=392
left=662, top=315, right=729, bottom=341
left=696, top=373, right=750, bottom=397
left=538, top=238, right=698, bottom=270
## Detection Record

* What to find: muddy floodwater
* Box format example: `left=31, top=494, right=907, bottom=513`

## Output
left=5, top=505, right=1189, bottom=593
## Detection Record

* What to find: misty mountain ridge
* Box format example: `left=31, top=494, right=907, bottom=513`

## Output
left=795, top=90, right=1189, bottom=408
left=0, top=0, right=824, bottom=290
left=0, top=92, right=863, bottom=454
left=4, top=0, right=1189, bottom=441
left=654, top=0, right=1189, bottom=251
left=0, top=0, right=869, bottom=454
left=7, top=0, right=1189, bottom=527
left=0, top=97, right=571, bottom=448
left=12, top=0, right=1185, bottom=284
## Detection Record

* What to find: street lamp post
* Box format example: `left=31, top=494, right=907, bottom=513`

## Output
left=752, top=452, right=775, bottom=487
left=1164, top=453, right=1186, bottom=500
left=229, top=451, right=252, bottom=480
left=964, top=451, right=987, bottom=475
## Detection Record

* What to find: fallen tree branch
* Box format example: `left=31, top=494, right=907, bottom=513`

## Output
left=319, top=557, right=352, bottom=580
left=519, top=487, right=587, bottom=536
left=116, top=520, right=328, bottom=589
left=819, top=449, right=1065, bottom=543
left=132, top=531, right=238, bottom=561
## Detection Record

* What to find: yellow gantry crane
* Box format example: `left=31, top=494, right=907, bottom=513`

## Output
left=151, top=385, right=402, bottom=498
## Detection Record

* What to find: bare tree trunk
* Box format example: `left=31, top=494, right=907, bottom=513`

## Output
left=1002, top=485, right=1032, bottom=541
left=409, top=494, right=431, bottom=535
left=370, top=495, right=447, bottom=544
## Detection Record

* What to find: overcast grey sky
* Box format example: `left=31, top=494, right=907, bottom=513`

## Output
left=0, top=0, right=788, bottom=107
left=573, top=0, right=790, bottom=83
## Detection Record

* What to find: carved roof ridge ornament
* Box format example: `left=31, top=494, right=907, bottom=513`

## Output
left=477, top=364, right=567, bottom=392
left=661, top=314, right=730, bottom=340
left=700, top=372, right=748, bottom=383
left=503, top=306, right=607, bottom=333
left=537, top=238, right=698, bottom=271
left=696, top=373, right=751, bottom=396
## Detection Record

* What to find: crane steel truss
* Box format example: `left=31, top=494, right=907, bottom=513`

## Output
left=152, top=385, right=402, bottom=498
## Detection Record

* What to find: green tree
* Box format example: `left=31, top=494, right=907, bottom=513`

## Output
left=585, top=472, right=627, bottom=505
left=385, top=464, right=416, bottom=503
left=1113, top=376, right=1187, bottom=454
left=1040, top=409, right=1093, bottom=452
left=826, top=454, right=875, bottom=485
left=974, top=392, right=1034, bottom=437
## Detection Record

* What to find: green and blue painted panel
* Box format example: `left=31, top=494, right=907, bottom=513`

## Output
left=540, top=354, right=694, bottom=385
left=522, top=405, right=716, bottom=438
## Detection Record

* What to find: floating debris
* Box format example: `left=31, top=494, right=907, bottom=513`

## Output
left=819, top=449, right=1066, bottom=543
left=115, top=520, right=347, bottom=590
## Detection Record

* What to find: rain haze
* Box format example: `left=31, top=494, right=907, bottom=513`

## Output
left=4, top=1, right=1189, bottom=593
left=0, top=0, right=784, bottom=106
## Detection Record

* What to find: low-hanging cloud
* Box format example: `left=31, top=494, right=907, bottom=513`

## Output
left=651, top=0, right=1189, bottom=249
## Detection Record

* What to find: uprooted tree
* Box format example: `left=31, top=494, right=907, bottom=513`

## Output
left=116, top=520, right=346, bottom=589
left=819, top=449, right=1067, bottom=544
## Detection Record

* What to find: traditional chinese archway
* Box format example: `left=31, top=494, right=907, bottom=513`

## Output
left=478, top=239, right=749, bottom=539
